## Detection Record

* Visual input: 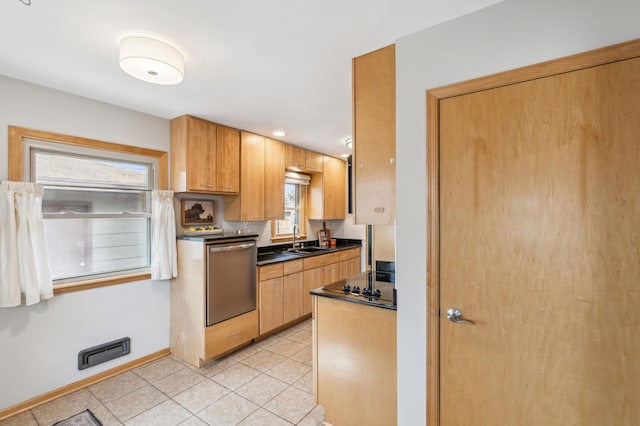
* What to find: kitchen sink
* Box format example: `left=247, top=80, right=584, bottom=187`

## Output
left=288, top=246, right=330, bottom=253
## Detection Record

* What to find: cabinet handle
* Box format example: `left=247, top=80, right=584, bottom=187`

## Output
left=228, top=331, right=241, bottom=337
left=200, top=184, right=215, bottom=188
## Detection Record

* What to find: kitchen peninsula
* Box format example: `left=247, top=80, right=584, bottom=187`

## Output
left=311, top=270, right=397, bottom=426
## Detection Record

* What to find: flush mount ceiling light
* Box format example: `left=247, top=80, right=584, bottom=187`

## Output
left=345, top=137, right=353, bottom=149
left=119, top=36, right=184, bottom=85
left=273, top=130, right=286, bottom=137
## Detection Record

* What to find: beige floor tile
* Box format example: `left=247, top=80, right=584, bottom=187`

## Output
left=199, top=355, right=239, bottom=377
left=105, top=384, right=167, bottom=422
left=178, top=415, right=209, bottom=426
left=196, top=393, right=259, bottom=426
left=253, top=334, right=283, bottom=349
left=89, top=405, right=122, bottom=426
left=263, top=386, right=316, bottom=424
left=240, top=349, right=287, bottom=373
left=0, top=410, right=38, bottom=426
left=31, top=389, right=102, bottom=425
left=274, top=325, right=303, bottom=338
left=297, top=404, right=325, bottom=426
left=211, top=363, right=260, bottom=390
left=236, top=408, right=293, bottom=426
left=173, top=379, right=229, bottom=413
left=294, top=319, right=312, bottom=330
left=265, top=338, right=307, bottom=357
left=88, top=371, right=147, bottom=403
left=235, top=374, right=288, bottom=406
left=292, top=371, right=314, bottom=394
left=287, top=329, right=312, bottom=345
left=125, top=400, right=191, bottom=426
left=290, top=346, right=313, bottom=366
left=134, top=357, right=186, bottom=382
left=266, top=359, right=311, bottom=385
left=227, top=344, right=263, bottom=362
left=152, top=367, right=206, bottom=397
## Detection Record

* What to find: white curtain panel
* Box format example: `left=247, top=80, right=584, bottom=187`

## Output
left=0, top=181, right=53, bottom=307
left=151, top=190, right=177, bottom=280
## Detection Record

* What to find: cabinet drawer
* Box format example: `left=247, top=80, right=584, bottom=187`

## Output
left=339, top=247, right=360, bottom=261
left=259, top=263, right=283, bottom=280
left=283, top=259, right=303, bottom=275
left=205, top=310, right=258, bottom=359
left=304, top=252, right=339, bottom=270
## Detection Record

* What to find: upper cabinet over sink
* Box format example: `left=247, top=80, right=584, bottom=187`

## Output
left=170, top=115, right=240, bottom=194
left=352, top=44, right=396, bottom=225
left=285, top=144, right=324, bottom=173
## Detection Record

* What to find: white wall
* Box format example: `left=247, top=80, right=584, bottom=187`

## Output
left=395, top=0, right=640, bottom=423
left=0, top=76, right=171, bottom=409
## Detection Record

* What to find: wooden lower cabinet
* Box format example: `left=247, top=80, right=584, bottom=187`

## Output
left=171, top=240, right=258, bottom=367
left=302, top=267, right=323, bottom=316
left=259, top=248, right=361, bottom=334
left=283, top=272, right=303, bottom=323
left=313, top=295, right=397, bottom=426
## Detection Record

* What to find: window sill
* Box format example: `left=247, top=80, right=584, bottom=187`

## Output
left=53, top=272, right=153, bottom=295
left=271, top=234, right=308, bottom=243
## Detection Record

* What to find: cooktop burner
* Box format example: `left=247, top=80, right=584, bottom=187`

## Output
left=322, top=270, right=396, bottom=308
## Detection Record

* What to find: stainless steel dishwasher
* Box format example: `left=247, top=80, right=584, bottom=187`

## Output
left=206, top=237, right=257, bottom=326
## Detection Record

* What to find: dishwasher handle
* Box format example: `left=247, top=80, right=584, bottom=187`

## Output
left=208, top=242, right=255, bottom=253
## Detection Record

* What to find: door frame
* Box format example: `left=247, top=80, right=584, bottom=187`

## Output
left=425, top=38, right=640, bottom=426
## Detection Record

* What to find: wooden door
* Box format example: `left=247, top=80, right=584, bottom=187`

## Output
left=432, top=44, right=640, bottom=425
left=259, top=277, right=283, bottom=334
left=283, top=271, right=303, bottom=323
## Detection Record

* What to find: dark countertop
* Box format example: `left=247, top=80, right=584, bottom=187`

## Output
left=177, top=232, right=260, bottom=242
left=256, top=239, right=362, bottom=266
left=310, top=270, right=397, bottom=311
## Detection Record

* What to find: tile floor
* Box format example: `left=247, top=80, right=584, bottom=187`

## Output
left=0, top=319, right=324, bottom=426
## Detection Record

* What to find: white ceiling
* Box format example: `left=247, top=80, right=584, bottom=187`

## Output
left=0, top=0, right=501, bottom=157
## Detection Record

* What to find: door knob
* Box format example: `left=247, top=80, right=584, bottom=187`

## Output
left=446, top=308, right=475, bottom=325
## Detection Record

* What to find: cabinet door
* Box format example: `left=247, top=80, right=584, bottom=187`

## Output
left=305, top=150, right=324, bottom=173
left=323, top=156, right=346, bottom=219
left=188, top=118, right=216, bottom=192
left=353, top=44, right=396, bottom=224
left=259, top=277, right=283, bottom=334
left=265, top=138, right=285, bottom=220
left=340, top=257, right=361, bottom=280
left=323, top=262, right=341, bottom=287
left=285, top=144, right=306, bottom=170
left=283, top=271, right=303, bottom=323
left=303, top=267, right=323, bottom=316
left=216, top=125, right=240, bottom=193
left=240, top=132, right=265, bottom=220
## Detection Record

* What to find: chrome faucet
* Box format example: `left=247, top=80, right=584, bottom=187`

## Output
left=292, top=224, right=300, bottom=250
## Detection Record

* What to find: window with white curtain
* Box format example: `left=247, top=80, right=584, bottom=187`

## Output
left=26, top=139, right=158, bottom=284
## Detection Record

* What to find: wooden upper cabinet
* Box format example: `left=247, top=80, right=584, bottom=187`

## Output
left=216, top=125, right=240, bottom=193
left=305, top=150, right=324, bottom=173
left=170, top=115, right=239, bottom=194
left=308, top=155, right=346, bottom=220
left=224, top=131, right=265, bottom=221
left=285, top=144, right=324, bottom=173
left=323, top=156, right=346, bottom=219
left=353, top=44, right=396, bottom=224
left=264, top=138, right=285, bottom=220
left=285, top=144, right=306, bottom=170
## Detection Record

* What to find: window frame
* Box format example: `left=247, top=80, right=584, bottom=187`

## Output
left=271, top=181, right=307, bottom=242
left=8, top=126, right=168, bottom=294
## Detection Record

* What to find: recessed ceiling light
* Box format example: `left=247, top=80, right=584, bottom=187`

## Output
left=340, top=153, right=350, bottom=158
left=273, top=130, right=286, bottom=137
